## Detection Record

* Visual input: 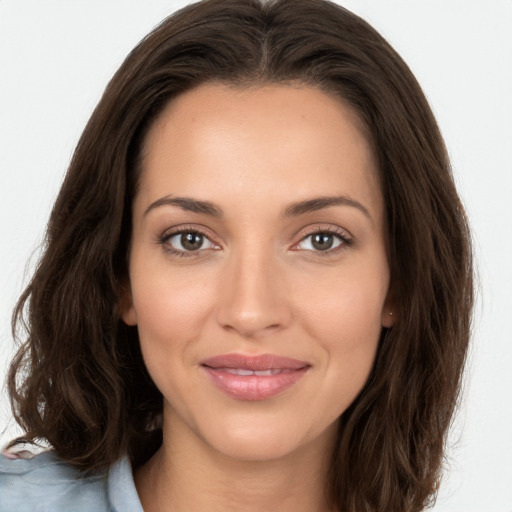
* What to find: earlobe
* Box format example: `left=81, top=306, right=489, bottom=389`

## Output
left=381, top=285, right=398, bottom=328
left=381, top=309, right=396, bottom=328
left=122, top=306, right=137, bottom=326
left=119, top=285, right=137, bottom=326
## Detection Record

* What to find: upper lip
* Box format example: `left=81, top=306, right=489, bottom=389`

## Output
left=200, top=353, right=310, bottom=371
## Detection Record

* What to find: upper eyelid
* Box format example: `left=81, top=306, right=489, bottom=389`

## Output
left=296, top=224, right=352, bottom=241
left=160, top=224, right=217, bottom=241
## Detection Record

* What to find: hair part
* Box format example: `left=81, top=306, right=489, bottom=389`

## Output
left=8, top=1, right=473, bottom=510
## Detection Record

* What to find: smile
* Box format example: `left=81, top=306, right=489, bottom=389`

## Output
left=200, top=353, right=310, bottom=401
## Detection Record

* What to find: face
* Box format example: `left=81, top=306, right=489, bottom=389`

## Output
left=122, top=83, right=394, bottom=463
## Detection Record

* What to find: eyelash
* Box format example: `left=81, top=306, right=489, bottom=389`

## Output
left=157, top=225, right=216, bottom=258
left=157, top=225, right=352, bottom=258
left=294, top=226, right=353, bottom=255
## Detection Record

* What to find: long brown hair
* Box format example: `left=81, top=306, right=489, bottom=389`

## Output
left=7, top=1, right=473, bottom=510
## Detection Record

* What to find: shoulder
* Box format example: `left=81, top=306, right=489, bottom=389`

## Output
left=0, top=450, right=110, bottom=512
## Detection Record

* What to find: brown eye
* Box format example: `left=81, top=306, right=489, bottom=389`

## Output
left=181, top=232, right=204, bottom=251
left=166, top=231, right=216, bottom=252
left=296, top=231, right=347, bottom=253
left=311, top=233, right=334, bottom=251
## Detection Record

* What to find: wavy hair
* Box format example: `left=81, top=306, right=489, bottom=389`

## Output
left=7, top=0, right=473, bottom=510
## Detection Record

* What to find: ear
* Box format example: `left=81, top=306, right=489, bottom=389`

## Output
left=381, top=309, right=396, bottom=328
left=381, top=290, right=398, bottom=328
left=119, top=282, right=137, bottom=326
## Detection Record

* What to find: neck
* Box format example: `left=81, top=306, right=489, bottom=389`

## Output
left=134, top=418, right=336, bottom=512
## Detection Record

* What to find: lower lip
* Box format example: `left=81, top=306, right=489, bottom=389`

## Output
left=201, top=367, right=309, bottom=400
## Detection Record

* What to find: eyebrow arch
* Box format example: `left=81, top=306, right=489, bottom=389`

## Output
left=283, top=195, right=372, bottom=222
left=144, top=196, right=223, bottom=217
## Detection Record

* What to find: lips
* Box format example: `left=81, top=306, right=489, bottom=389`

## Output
left=200, top=353, right=310, bottom=401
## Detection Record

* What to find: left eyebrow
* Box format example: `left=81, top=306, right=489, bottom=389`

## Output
left=282, top=195, right=373, bottom=223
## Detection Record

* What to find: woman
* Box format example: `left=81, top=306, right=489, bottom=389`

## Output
left=0, top=0, right=473, bottom=511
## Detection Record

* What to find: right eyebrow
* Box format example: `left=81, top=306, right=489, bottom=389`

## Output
left=144, top=195, right=223, bottom=217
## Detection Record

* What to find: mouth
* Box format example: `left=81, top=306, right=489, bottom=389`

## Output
left=200, top=353, right=311, bottom=401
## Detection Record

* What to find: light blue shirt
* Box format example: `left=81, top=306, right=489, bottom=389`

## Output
left=0, top=451, right=144, bottom=512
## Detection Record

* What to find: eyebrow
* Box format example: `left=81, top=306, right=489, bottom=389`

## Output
left=283, top=195, right=372, bottom=222
left=144, top=194, right=372, bottom=222
left=144, top=196, right=222, bottom=217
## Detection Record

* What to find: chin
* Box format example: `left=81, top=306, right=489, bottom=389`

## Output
left=196, top=413, right=339, bottom=464
left=212, top=438, right=305, bottom=463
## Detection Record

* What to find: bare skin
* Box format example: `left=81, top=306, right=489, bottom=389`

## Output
left=123, top=83, right=394, bottom=512
left=134, top=422, right=335, bottom=512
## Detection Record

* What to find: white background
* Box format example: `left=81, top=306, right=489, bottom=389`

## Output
left=1, top=1, right=511, bottom=510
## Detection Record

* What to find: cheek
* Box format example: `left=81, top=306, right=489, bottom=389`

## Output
left=129, top=265, right=221, bottom=408
left=298, top=262, right=388, bottom=342
left=129, top=261, right=216, bottom=358
left=295, top=261, right=388, bottom=389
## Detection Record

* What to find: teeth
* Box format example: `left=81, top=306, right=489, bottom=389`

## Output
left=226, top=368, right=254, bottom=376
left=254, top=369, right=276, bottom=376
left=220, top=368, right=282, bottom=376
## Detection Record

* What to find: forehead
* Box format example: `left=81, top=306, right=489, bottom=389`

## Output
left=137, top=83, right=383, bottom=222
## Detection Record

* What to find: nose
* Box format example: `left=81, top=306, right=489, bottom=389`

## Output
left=215, top=245, right=293, bottom=339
